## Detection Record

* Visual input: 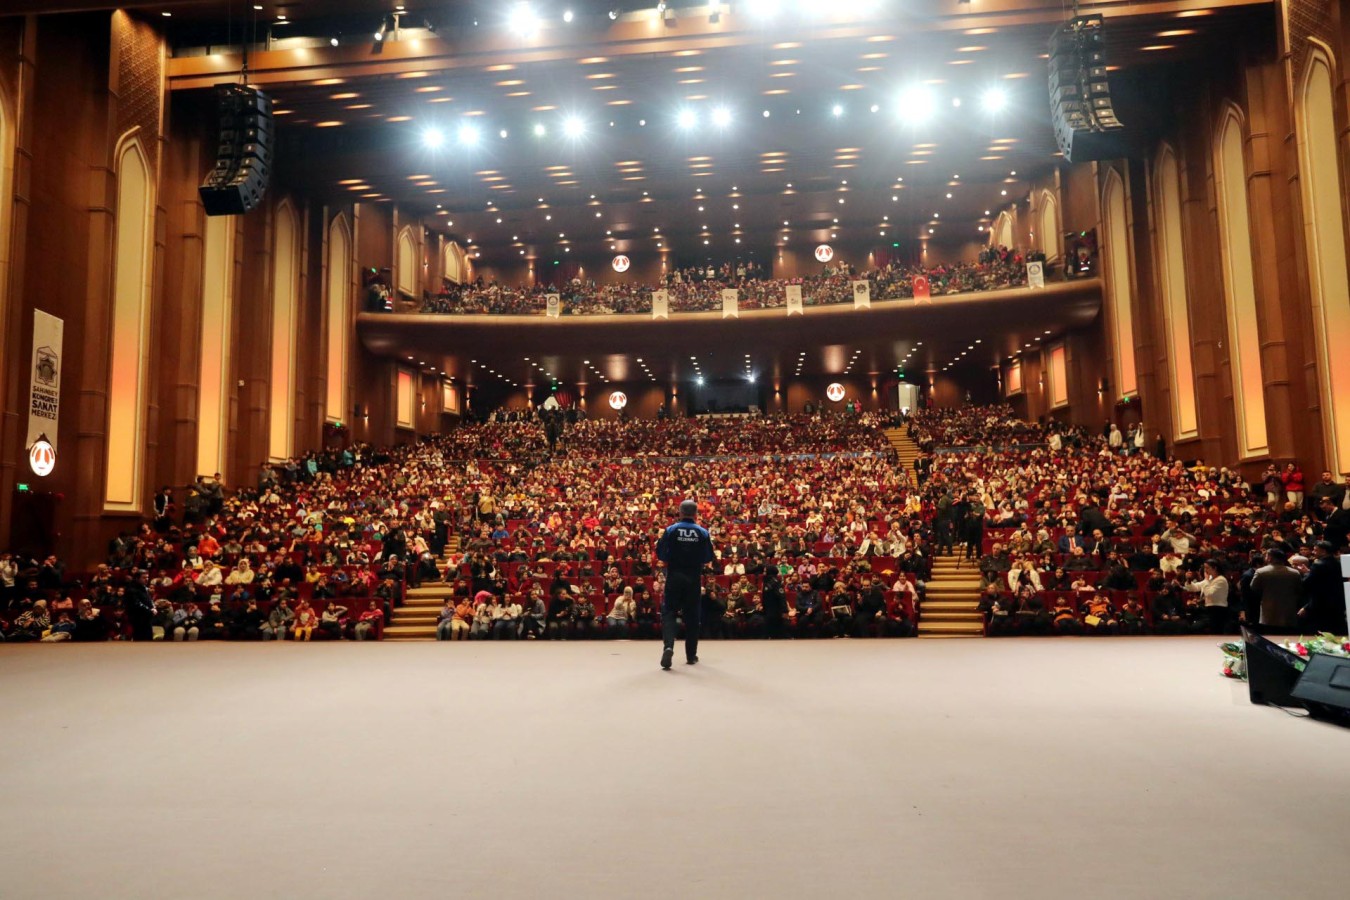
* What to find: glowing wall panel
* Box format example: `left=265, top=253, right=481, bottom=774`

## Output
left=1299, top=51, right=1350, bottom=474
left=1155, top=147, right=1198, bottom=439
left=396, top=369, right=414, bottom=429
left=1049, top=344, right=1069, bottom=408
left=105, top=140, right=152, bottom=509
left=397, top=228, right=416, bottom=296
left=1102, top=171, right=1138, bottom=398
left=1215, top=113, right=1268, bottom=457
left=268, top=204, right=298, bottom=461
left=196, top=213, right=233, bottom=478
left=325, top=217, right=350, bottom=422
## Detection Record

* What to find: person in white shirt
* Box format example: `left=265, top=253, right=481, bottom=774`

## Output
left=225, top=560, right=255, bottom=586
left=723, top=559, right=745, bottom=576
left=194, top=562, right=223, bottom=588
left=1182, top=559, right=1230, bottom=634
left=607, top=586, right=636, bottom=639
left=492, top=596, right=522, bottom=640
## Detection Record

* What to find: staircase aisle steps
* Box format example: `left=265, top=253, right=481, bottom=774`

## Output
left=881, top=429, right=986, bottom=638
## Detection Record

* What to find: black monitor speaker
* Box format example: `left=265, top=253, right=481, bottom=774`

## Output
left=1048, top=15, right=1125, bottom=162
left=1291, top=653, right=1350, bottom=725
left=199, top=84, right=273, bottom=216
left=1241, top=626, right=1307, bottom=708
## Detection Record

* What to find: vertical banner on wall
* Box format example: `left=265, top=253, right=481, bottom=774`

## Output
left=785, top=284, right=803, bottom=316
left=545, top=293, right=561, bottom=318
left=851, top=280, right=872, bottom=309
left=1027, top=261, right=1045, bottom=289
left=27, top=310, right=64, bottom=456
left=651, top=290, right=669, bottom=320
left=722, top=289, right=739, bottom=319
left=912, top=274, right=931, bottom=304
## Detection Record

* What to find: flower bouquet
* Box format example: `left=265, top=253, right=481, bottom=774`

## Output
left=1219, top=633, right=1350, bottom=679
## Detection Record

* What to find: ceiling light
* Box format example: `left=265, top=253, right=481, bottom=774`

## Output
left=563, top=9, right=574, bottom=23
left=422, top=127, right=445, bottom=149
left=508, top=3, right=540, bottom=37
left=563, top=116, right=585, bottom=137
left=458, top=123, right=480, bottom=145
left=897, top=85, right=937, bottom=124
left=831, top=103, right=844, bottom=117
left=981, top=87, right=1008, bottom=113
left=677, top=108, right=698, bottom=129
left=712, top=106, right=732, bottom=127
left=533, top=123, right=547, bottom=137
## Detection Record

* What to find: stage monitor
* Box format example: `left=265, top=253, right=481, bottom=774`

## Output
left=1241, top=626, right=1307, bottom=708
left=1291, top=653, right=1350, bottom=725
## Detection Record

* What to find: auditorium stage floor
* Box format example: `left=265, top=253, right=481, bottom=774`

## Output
left=0, top=637, right=1342, bottom=899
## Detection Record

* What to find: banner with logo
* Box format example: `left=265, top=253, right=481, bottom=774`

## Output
left=545, top=293, right=561, bottom=318
left=851, top=280, right=871, bottom=309
left=1027, top=260, right=1045, bottom=289
left=28, top=310, right=63, bottom=451
left=651, top=289, right=669, bottom=320
left=785, top=284, right=803, bottom=316
left=722, top=289, right=739, bottom=319
left=912, top=275, right=931, bottom=304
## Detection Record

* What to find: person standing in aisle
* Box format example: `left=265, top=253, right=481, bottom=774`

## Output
left=656, top=499, right=716, bottom=670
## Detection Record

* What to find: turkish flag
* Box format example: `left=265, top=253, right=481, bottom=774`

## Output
left=912, top=275, right=931, bottom=303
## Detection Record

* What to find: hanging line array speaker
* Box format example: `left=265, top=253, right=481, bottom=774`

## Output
left=199, top=84, right=273, bottom=216
left=1048, top=15, right=1125, bottom=163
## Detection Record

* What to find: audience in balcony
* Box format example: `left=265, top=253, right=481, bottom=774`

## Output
left=417, top=253, right=1028, bottom=316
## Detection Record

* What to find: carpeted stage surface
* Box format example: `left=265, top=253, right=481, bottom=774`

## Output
left=0, top=637, right=1343, bottom=899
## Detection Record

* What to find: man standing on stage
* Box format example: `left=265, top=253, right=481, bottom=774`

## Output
left=656, top=499, right=715, bottom=670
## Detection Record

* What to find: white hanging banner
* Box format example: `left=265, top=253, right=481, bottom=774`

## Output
left=785, top=284, right=804, bottom=316
left=1027, top=261, right=1045, bottom=289
left=721, top=288, right=739, bottom=319
left=545, top=293, right=561, bottom=318
left=27, top=310, right=64, bottom=452
left=651, top=289, right=669, bottom=320
left=851, top=280, right=871, bottom=309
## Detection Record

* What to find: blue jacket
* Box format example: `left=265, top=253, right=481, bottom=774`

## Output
left=656, top=519, right=715, bottom=574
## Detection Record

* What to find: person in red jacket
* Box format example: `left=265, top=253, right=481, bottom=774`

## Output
left=1282, top=463, right=1306, bottom=511
left=354, top=602, right=384, bottom=641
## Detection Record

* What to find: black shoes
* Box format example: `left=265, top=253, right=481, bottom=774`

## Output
left=686, top=656, right=698, bottom=665
left=661, top=647, right=673, bottom=670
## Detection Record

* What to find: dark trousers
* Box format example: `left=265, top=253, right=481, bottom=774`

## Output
left=1205, top=605, right=1230, bottom=635
left=662, top=569, right=702, bottom=660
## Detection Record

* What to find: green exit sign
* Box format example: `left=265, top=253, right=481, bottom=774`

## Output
left=16, top=483, right=30, bottom=492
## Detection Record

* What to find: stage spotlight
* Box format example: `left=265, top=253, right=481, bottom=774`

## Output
left=422, top=127, right=445, bottom=149
left=373, top=18, right=387, bottom=41
left=981, top=87, right=1008, bottom=113
left=831, top=103, right=844, bottom=117
left=677, top=108, right=698, bottom=129
left=563, top=9, right=574, bottom=23
left=458, top=123, right=480, bottom=145
left=330, top=36, right=340, bottom=47
left=533, top=122, right=547, bottom=137
left=608, top=9, right=620, bottom=21
left=696, top=376, right=705, bottom=386
left=563, top=115, right=585, bottom=137
left=712, top=106, right=732, bottom=127
left=746, top=0, right=782, bottom=18
left=897, top=85, right=937, bottom=124
left=508, top=2, right=540, bottom=37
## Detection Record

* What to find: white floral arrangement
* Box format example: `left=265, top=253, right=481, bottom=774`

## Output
left=1220, top=633, right=1350, bottom=679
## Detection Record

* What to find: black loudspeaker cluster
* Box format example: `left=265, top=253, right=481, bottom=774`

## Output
left=199, top=84, right=273, bottom=216
left=1047, top=15, right=1124, bottom=163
